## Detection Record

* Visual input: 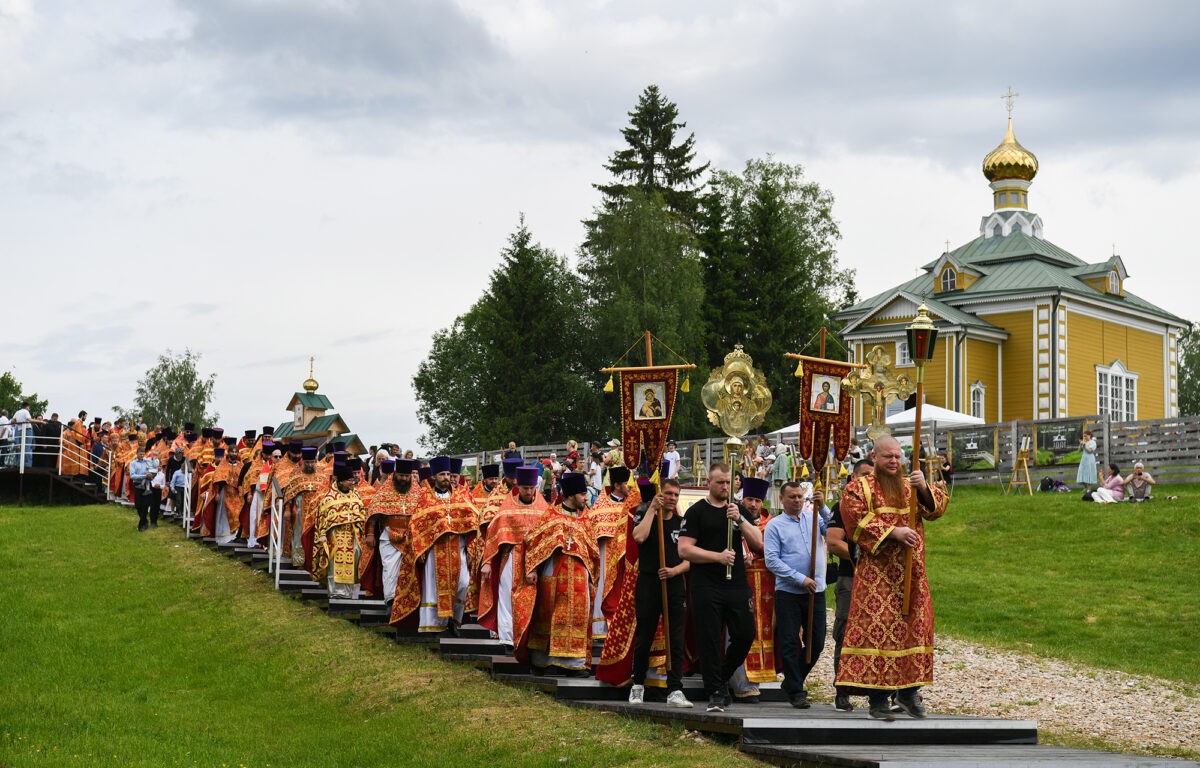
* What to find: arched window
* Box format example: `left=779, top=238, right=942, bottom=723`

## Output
left=970, top=381, right=985, bottom=420
left=896, top=340, right=912, bottom=367
left=1097, top=360, right=1137, bottom=422
left=1107, top=271, right=1119, bottom=294
left=941, top=267, right=957, bottom=292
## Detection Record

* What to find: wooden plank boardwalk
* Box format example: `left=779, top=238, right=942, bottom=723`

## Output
left=144, top=501, right=1196, bottom=768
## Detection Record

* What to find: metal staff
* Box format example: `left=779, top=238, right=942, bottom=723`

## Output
left=902, top=305, right=939, bottom=616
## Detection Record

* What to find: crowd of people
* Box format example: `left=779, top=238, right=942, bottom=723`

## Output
left=96, top=418, right=951, bottom=721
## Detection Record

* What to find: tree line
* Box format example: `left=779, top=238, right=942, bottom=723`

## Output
left=413, top=85, right=858, bottom=454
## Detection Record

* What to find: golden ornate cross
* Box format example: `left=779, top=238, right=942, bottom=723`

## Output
left=1001, top=85, right=1020, bottom=117
left=840, top=345, right=915, bottom=441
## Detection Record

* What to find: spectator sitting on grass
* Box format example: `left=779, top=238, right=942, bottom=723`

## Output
left=1090, top=464, right=1124, bottom=503
left=1123, top=463, right=1155, bottom=502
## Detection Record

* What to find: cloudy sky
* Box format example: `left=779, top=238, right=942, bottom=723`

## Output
left=3, top=0, right=1197, bottom=450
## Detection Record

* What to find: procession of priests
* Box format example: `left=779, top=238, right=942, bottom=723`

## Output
left=131, top=426, right=948, bottom=720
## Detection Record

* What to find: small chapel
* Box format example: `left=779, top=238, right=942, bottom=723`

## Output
left=833, top=106, right=1186, bottom=426
left=270, top=360, right=367, bottom=454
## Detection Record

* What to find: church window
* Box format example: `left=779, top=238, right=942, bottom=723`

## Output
left=941, top=267, right=957, bottom=292
left=1107, top=271, right=1119, bottom=294
left=970, top=382, right=985, bottom=419
left=896, top=340, right=912, bottom=367
left=1096, top=361, right=1137, bottom=422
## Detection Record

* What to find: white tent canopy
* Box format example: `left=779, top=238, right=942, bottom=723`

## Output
left=766, top=403, right=983, bottom=439
left=885, top=403, right=983, bottom=428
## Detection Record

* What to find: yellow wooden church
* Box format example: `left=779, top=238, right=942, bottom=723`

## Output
left=833, top=114, right=1187, bottom=425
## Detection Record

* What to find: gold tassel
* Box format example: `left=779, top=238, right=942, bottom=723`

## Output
left=800, top=463, right=810, bottom=480
left=838, top=463, right=849, bottom=479
left=681, top=374, right=690, bottom=393
left=794, top=359, right=804, bottom=378
left=603, top=374, right=614, bottom=393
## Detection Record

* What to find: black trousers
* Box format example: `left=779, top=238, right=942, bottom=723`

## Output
left=631, top=575, right=686, bottom=691
left=135, top=488, right=158, bottom=526
left=691, top=580, right=754, bottom=697
left=776, top=589, right=827, bottom=699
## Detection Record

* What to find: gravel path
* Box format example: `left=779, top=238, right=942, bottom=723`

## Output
left=801, top=624, right=1199, bottom=758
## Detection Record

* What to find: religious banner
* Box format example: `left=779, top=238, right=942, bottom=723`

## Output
left=619, top=368, right=679, bottom=473
left=794, top=357, right=858, bottom=475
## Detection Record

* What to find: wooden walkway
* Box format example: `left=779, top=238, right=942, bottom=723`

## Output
left=141, top=501, right=1195, bottom=768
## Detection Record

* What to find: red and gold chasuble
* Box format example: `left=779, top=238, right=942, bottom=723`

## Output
left=520, top=507, right=599, bottom=664
left=588, top=491, right=638, bottom=618
left=476, top=492, right=547, bottom=638
left=282, top=471, right=330, bottom=571
left=408, top=487, right=478, bottom=620
left=835, top=474, right=948, bottom=691
left=310, top=488, right=367, bottom=585
left=743, top=515, right=779, bottom=683
left=270, top=458, right=301, bottom=557
left=467, top=484, right=515, bottom=614
left=356, top=480, right=422, bottom=620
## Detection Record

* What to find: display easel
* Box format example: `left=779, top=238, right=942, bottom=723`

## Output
left=1005, top=436, right=1033, bottom=496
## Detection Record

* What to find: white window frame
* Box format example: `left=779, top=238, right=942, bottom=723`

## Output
left=896, top=340, right=912, bottom=367
left=941, top=267, right=957, bottom=292
left=1096, top=360, right=1137, bottom=422
left=1107, top=271, right=1119, bottom=294
left=970, top=381, right=985, bottom=420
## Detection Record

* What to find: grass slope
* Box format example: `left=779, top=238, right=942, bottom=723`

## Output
left=0, top=504, right=755, bottom=768
left=926, top=484, right=1200, bottom=685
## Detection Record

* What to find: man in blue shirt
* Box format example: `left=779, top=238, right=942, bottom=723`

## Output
left=128, top=446, right=158, bottom=531
left=764, top=480, right=831, bottom=708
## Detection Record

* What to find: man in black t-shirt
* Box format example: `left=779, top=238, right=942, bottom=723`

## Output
left=678, top=462, right=764, bottom=713
left=827, top=458, right=873, bottom=712
left=627, top=478, right=692, bottom=708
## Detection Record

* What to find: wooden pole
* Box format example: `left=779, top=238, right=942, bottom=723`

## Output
left=805, top=329, right=828, bottom=663
left=644, top=329, right=673, bottom=673
left=902, top=367, right=926, bottom=617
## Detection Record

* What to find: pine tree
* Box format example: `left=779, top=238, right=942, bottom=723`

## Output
left=591, top=84, right=710, bottom=225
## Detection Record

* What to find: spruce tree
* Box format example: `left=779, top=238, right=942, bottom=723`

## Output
left=591, top=84, right=710, bottom=225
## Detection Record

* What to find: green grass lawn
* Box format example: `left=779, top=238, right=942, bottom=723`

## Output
left=926, top=483, right=1200, bottom=685
left=0, top=504, right=756, bottom=768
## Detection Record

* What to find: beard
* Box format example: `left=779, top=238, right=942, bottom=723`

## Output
left=875, top=468, right=907, bottom=507
left=393, top=476, right=412, bottom=494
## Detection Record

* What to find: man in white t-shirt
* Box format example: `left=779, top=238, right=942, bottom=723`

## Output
left=0, top=410, right=10, bottom=467
left=12, top=402, right=39, bottom=468
left=662, top=441, right=682, bottom=480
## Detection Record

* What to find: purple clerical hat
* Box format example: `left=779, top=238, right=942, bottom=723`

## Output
left=560, top=472, right=588, bottom=497
left=740, top=476, right=770, bottom=501
left=429, top=456, right=452, bottom=475
left=515, top=466, right=539, bottom=487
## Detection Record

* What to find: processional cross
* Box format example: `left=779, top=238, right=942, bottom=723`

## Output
left=840, top=345, right=915, bottom=441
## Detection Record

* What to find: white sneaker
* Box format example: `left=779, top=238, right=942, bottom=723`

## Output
left=628, top=684, right=644, bottom=704
left=666, top=690, right=694, bottom=708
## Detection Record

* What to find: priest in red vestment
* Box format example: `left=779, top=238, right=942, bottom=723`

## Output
left=478, top=466, right=546, bottom=648
left=835, top=435, right=949, bottom=721
left=408, top=456, right=479, bottom=635
left=519, top=472, right=599, bottom=675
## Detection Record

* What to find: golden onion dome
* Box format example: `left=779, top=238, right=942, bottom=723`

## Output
left=303, top=357, right=319, bottom=393
left=982, top=118, right=1038, bottom=182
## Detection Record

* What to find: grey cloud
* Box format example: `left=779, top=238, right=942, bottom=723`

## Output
left=166, top=0, right=507, bottom=123
left=26, top=162, right=114, bottom=198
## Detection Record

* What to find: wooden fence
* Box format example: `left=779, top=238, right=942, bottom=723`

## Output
left=450, top=414, right=1200, bottom=488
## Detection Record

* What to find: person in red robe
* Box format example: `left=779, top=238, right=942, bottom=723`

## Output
left=283, top=448, right=330, bottom=570
left=360, top=458, right=421, bottom=617
left=478, top=466, right=547, bottom=649
left=835, top=434, right=949, bottom=721
left=408, top=456, right=479, bottom=635
left=519, top=472, right=599, bottom=676
left=587, top=466, right=635, bottom=639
